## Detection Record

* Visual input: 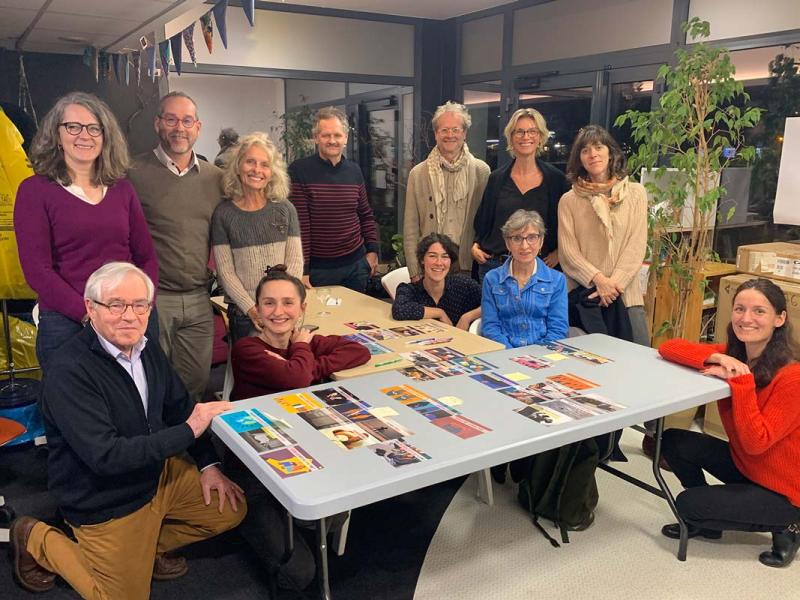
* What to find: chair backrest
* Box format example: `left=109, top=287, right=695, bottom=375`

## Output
left=381, top=267, right=410, bottom=300
left=468, top=317, right=482, bottom=335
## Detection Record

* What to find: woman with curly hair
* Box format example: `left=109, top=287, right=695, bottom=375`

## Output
left=14, top=91, right=158, bottom=369
left=211, top=132, right=303, bottom=342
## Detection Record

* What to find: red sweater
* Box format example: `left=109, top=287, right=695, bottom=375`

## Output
left=659, top=339, right=800, bottom=507
left=231, top=334, right=370, bottom=400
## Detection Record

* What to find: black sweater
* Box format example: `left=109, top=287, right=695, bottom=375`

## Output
left=41, top=326, right=216, bottom=526
left=473, top=158, right=569, bottom=258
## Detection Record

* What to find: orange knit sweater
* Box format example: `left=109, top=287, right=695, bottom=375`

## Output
left=659, top=338, right=800, bottom=507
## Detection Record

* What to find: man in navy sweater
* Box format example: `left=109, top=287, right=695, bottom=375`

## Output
left=10, top=262, right=245, bottom=598
left=289, top=106, right=380, bottom=292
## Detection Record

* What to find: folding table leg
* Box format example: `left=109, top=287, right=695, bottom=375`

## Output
left=651, top=417, right=689, bottom=561
left=477, top=468, right=494, bottom=506
left=316, top=517, right=332, bottom=600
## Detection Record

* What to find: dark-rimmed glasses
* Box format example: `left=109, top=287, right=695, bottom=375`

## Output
left=60, top=122, right=103, bottom=137
left=93, top=300, right=151, bottom=315
left=158, top=115, right=198, bottom=128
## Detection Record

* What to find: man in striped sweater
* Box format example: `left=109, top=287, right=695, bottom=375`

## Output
left=288, top=106, right=380, bottom=292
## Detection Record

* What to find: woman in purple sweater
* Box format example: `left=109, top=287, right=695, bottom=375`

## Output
left=14, top=92, right=158, bottom=369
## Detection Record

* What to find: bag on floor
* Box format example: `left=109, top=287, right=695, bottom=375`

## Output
left=512, top=437, right=600, bottom=546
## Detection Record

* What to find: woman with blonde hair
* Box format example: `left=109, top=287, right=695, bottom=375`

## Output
left=472, top=107, right=568, bottom=282
left=14, top=91, right=158, bottom=369
left=212, top=132, right=303, bottom=341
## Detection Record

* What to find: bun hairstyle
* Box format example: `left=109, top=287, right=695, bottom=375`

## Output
left=725, top=278, right=793, bottom=388
left=255, top=264, right=306, bottom=304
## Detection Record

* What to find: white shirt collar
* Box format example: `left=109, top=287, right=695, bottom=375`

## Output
left=93, top=325, right=148, bottom=360
left=59, top=181, right=107, bottom=204
left=153, top=145, right=199, bottom=176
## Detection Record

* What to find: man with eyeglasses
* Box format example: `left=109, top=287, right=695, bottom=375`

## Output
left=403, top=101, right=490, bottom=281
left=9, top=262, right=245, bottom=597
left=128, top=91, right=224, bottom=402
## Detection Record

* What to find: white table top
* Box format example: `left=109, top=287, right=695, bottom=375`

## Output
left=212, top=334, right=729, bottom=520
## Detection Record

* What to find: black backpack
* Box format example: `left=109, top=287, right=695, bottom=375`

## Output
left=512, top=437, right=602, bottom=546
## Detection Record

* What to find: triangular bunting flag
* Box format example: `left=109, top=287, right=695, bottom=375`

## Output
left=182, top=23, right=197, bottom=66
left=242, top=0, right=255, bottom=26
left=212, top=0, right=228, bottom=49
left=82, top=46, right=93, bottom=68
left=158, top=40, right=171, bottom=78
left=200, top=12, right=213, bottom=53
left=98, top=51, right=108, bottom=82
left=124, top=54, right=130, bottom=85
left=146, top=46, right=157, bottom=81
left=111, top=53, right=122, bottom=83
left=170, top=33, right=183, bottom=75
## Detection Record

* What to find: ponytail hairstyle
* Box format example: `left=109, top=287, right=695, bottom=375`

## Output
left=255, top=264, right=306, bottom=304
left=725, top=278, right=793, bottom=388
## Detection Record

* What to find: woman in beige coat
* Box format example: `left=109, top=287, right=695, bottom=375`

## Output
left=557, top=125, right=649, bottom=346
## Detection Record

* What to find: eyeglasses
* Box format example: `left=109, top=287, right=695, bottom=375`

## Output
left=158, top=115, right=198, bottom=128
left=437, top=127, right=464, bottom=135
left=512, top=128, right=540, bottom=138
left=60, top=122, right=103, bottom=137
left=93, top=300, right=151, bottom=315
left=507, top=233, right=542, bottom=245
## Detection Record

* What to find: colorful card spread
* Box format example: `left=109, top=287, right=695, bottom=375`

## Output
left=381, top=384, right=491, bottom=439
left=438, top=396, right=463, bottom=407
left=397, top=346, right=495, bottom=381
left=388, top=325, right=423, bottom=337
left=542, top=342, right=612, bottom=365
left=470, top=368, right=625, bottom=426
left=412, top=322, right=446, bottom=334
left=503, top=371, right=531, bottom=382
left=343, top=333, right=391, bottom=355
left=274, top=385, right=427, bottom=467
left=372, top=440, right=431, bottom=467
left=510, top=355, right=553, bottom=370
left=406, top=336, right=454, bottom=347
left=221, top=410, right=323, bottom=478
left=344, top=321, right=381, bottom=331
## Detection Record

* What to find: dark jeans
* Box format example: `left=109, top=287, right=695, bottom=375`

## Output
left=662, top=428, right=800, bottom=532
left=36, top=308, right=159, bottom=372
left=310, top=256, right=370, bottom=293
left=477, top=255, right=507, bottom=284
left=227, top=304, right=255, bottom=344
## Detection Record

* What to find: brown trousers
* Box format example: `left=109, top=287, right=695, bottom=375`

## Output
left=27, top=456, right=246, bottom=599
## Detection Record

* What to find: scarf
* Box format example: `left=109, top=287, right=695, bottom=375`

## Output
left=426, top=143, right=474, bottom=229
left=572, top=176, right=627, bottom=245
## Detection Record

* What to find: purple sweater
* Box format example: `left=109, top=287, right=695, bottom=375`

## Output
left=14, top=175, right=159, bottom=323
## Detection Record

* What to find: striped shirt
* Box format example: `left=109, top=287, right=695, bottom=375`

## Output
left=288, top=154, right=380, bottom=273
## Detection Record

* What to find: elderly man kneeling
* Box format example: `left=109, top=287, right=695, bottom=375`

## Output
left=10, top=262, right=245, bottom=598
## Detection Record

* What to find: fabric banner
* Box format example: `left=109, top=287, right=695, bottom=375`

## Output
left=242, top=0, right=255, bottom=26
left=182, top=23, right=197, bottom=66
left=212, top=0, right=228, bottom=49
left=200, top=12, right=213, bottom=54
left=111, top=53, right=122, bottom=83
left=170, top=34, right=183, bottom=75
left=98, top=51, right=108, bottom=83
left=158, top=40, right=171, bottom=79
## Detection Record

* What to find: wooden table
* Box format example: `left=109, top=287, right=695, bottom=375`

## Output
left=211, top=286, right=503, bottom=379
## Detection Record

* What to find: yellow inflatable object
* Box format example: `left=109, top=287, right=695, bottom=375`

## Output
left=0, top=107, right=36, bottom=299
left=0, top=315, right=40, bottom=380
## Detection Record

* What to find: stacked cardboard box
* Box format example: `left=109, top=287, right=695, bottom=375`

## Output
left=735, top=242, right=800, bottom=284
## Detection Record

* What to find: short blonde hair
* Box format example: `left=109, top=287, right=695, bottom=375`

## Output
left=503, top=108, right=550, bottom=157
left=223, top=132, right=290, bottom=202
left=431, top=101, right=471, bottom=131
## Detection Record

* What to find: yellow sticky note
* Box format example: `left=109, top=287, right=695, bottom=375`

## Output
left=369, top=406, right=399, bottom=418
left=438, top=396, right=463, bottom=407
left=543, top=353, right=568, bottom=362
left=503, top=372, right=531, bottom=382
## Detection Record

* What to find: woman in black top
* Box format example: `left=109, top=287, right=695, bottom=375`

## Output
left=472, top=107, right=569, bottom=282
left=392, top=233, right=481, bottom=330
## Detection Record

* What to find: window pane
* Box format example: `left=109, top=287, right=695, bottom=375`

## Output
left=464, top=82, right=502, bottom=170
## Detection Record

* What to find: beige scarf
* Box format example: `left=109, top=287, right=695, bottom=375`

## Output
left=426, top=143, right=474, bottom=229
left=573, top=176, right=627, bottom=244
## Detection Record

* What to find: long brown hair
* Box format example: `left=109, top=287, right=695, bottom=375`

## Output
left=725, top=278, right=793, bottom=388
left=565, top=125, right=626, bottom=184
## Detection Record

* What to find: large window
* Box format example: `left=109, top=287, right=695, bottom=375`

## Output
left=464, top=82, right=502, bottom=170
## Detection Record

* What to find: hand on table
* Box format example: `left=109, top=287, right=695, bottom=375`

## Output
left=432, top=308, right=453, bottom=326
left=186, top=401, right=232, bottom=437
left=703, top=353, right=751, bottom=380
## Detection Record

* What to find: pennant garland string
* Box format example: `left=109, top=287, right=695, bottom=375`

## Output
left=158, top=40, right=171, bottom=78
left=170, top=33, right=183, bottom=75
left=212, top=0, right=228, bottom=50
left=182, top=23, right=197, bottom=66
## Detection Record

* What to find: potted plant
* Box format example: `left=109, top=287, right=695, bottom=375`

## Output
left=616, top=18, right=763, bottom=344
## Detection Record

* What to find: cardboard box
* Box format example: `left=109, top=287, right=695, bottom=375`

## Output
left=706, top=273, right=800, bottom=439
left=736, top=242, right=800, bottom=284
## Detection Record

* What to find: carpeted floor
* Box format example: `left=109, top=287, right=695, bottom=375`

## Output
left=2, top=428, right=796, bottom=599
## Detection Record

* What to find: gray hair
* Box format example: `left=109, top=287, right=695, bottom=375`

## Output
left=84, top=262, right=154, bottom=303
left=312, top=106, right=349, bottom=136
left=503, top=107, right=550, bottom=157
left=501, top=209, right=546, bottom=238
left=431, top=101, right=471, bottom=131
left=223, top=132, right=290, bottom=201
left=158, top=91, right=199, bottom=120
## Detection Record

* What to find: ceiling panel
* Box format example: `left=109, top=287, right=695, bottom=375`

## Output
left=48, top=0, right=178, bottom=21
left=36, top=12, right=141, bottom=36
left=0, top=1, right=48, bottom=9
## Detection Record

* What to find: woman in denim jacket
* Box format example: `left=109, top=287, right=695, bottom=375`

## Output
left=481, top=209, right=568, bottom=349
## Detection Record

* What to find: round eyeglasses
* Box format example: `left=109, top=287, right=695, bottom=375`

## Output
left=60, top=122, right=103, bottom=137
left=93, top=300, right=152, bottom=315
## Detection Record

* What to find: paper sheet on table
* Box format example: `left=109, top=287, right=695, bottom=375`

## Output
left=503, top=372, right=531, bottom=382
left=438, top=396, right=463, bottom=407
left=369, top=407, right=399, bottom=418
left=774, top=118, right=800, bottom=225
left=542, top=353, right=568, bottom=361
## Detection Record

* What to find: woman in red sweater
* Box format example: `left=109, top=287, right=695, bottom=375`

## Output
left=231, top=264, right=370, bottom=400
left=659, top=278, right=800, bottom=567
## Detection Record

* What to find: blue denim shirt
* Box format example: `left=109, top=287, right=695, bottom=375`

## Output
left=481, top=256, right=568, bottom=349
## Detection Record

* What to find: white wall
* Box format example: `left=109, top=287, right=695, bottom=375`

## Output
left=512, top=0, right=673, bottom=65
left=169, top=73, right=285, bottom=163
left=689, top=0, right=800, bottom=41
left=461, top=13, right=503, bottom=75
left=175, top=8, right=414, bottom=77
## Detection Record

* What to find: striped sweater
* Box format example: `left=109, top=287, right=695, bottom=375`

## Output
left=288, top=154, right=380, bottom=274
left=211, top=199, right=303, bottom=314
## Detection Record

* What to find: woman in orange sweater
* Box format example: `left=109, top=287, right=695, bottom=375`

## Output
left=659, top=278, right=800, bottom=567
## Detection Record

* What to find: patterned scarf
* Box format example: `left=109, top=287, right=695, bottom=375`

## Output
left=426, top=143, right=474, bottom=229
left=572, top=176, right=626, bottom=244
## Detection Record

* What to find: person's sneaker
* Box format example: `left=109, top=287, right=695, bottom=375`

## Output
left=661, top=522, right=722, bottom=540
left=10, top=516, right=57, bottom=593
left=152, top=553, right=188, bottom=581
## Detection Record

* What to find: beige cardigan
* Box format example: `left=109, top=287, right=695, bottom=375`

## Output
left=402, top=155, right=490, bottom=277
left=557, top=177, right=648, bottom=307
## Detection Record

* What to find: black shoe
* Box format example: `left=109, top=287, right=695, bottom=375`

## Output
left=759, top=524, right=800, bottom=568
left=661, top=522, right=722, bottom=540
left=490, top=463, right=507, bottom=484
left=565, top=511, right=595, bottom=532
